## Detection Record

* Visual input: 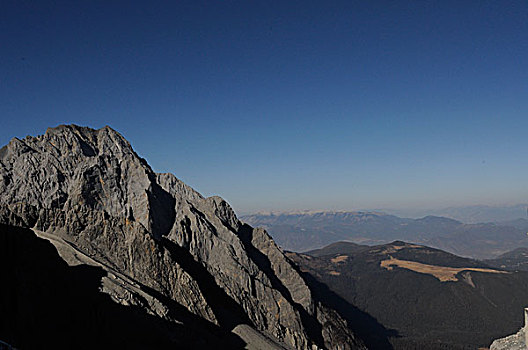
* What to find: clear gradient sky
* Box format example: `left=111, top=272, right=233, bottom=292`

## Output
left=1, top=1, right=527, bottom=214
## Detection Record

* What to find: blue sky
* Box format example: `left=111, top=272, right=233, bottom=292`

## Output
left=1, top=1, right=527, bottom=213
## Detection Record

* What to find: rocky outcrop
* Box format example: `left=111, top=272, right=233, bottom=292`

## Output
left=0, top=125, right=364, bottom=349
left=490, top=328, right=526, bottom=350
left=490, top=308, right=528, bottom=350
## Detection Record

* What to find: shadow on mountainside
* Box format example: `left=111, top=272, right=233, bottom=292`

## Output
left=0, top=224, right=246, bottom=350
left=291, top=261, right=398, bottom=350
left=160, top=238, right=252, bottom=330
left=237, top=224, right=326, bottom=348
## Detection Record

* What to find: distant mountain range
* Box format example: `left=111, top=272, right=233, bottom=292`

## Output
left=381, top=204, right=528, bottom=224
left=497, top=218, right=528, bottom=230
left=241, top=211, right=528, bottom=259
left=288, top=241, right=528, bottom=349
left=484, top=247, right=528, bottom=271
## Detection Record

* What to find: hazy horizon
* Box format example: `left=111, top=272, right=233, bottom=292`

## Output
left=2, top=1, right=527, bottom=214
left=237, top=202, right=528, bottom=218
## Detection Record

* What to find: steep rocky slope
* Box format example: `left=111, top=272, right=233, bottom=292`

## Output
left=0, top=125, right=364, bottom=349
left=0, top=223, right=242, bottom=349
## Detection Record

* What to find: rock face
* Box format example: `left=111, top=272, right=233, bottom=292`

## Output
left=490, top=328, right=526, bottom=350
left=0, top=125, right=364, bottom=350
left=490, top=308, right=528, bottom=350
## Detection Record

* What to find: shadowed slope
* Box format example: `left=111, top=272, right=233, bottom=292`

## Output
left=0, top=224, right=245, bottom=349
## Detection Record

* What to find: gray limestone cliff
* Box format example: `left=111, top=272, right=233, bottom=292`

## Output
left=0, top=125, right=365, bottom=349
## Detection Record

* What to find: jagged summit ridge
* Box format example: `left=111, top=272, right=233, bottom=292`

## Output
left=0, top=125, right=364, bottom=349
left=0, top=124, right=175, bottom=239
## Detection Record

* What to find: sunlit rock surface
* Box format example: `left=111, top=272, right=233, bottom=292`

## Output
left=0, top=125, right=365, bottom=349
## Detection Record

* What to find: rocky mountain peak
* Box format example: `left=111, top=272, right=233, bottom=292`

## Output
left=44, top=124, right=135, bottom=158
left=0, top=125, right=365, bottom=349
left=0, top=124, right=172, bottom=239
